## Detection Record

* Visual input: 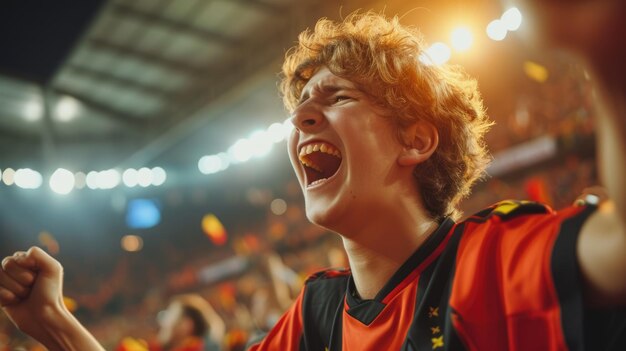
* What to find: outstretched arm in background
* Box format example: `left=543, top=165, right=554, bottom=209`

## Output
left=519, top=0, right=626, bottom=305
left=0, top=247, right=105, bottom=351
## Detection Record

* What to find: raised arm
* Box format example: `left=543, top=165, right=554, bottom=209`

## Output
left=520, top=0, right=626, bottom=305
left=0, top=247, right=105, bottom=351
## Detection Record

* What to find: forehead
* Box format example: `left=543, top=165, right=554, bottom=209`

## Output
left=301, top=67, right=357, bottom=96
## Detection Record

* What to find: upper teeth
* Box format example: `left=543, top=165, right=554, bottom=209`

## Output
left=298, top=142, right=341, bottom=171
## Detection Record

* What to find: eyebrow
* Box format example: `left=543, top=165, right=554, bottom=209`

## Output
left=298, top=83, right=359, bottom=105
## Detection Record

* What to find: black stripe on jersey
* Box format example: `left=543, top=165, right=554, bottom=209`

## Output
left=344, top=217, right=456, bottom=325
left=404, top=222, right=466, bottom=351
left=301, top=270, right=350, bottom=351
left=551, top=204, right=596, bottom=351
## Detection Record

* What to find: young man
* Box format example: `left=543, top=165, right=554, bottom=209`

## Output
left=1, top=2, right=625, bottom=351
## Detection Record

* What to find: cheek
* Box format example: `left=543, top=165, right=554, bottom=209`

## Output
left=287, top=130, right=303, bottom=176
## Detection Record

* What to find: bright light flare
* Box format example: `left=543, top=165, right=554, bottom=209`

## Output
left=228, top=138, right=254, bottom=163
left=270, top=198, right=287, bottom=215
left=49, top=168, right=75, bottom=195
left=14, top=168, right=43, bottom=189
left=86, top=171, right=99, bottom=189
left=486, top=19, right=508, bottom=41
left=137, top=167, right=152, bottom=187
left=501, top=7, right=522, bottom=31
left=121, top=235, right=143, bottom=252
left=123, top=168, right=138, bottom=187
left=2, top=168, right=15, bottom=186
left=151, top=167, right=167, bottom=186
left=96, top=169, right=121, bottom=189
left=202, top=214, right=227, bottom=246
left=419, top=42, right=452, bottom=66
left=23, top=101, right=42, bottom=122
left=55, top=96, right=81, bottom=122
left=199, top=155, right=221, bottom=174
left=248, top=130, right=274, bottom=158
left=450, top=27, right=473, bottom=52
left=74, top=172, right=86, bottom=189
left=267, top=122, right=288, bottom=143
left=283, top=118, right=294, bottom=134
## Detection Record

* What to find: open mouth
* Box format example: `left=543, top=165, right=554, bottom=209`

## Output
left=298, top=142, right=342, bottom=187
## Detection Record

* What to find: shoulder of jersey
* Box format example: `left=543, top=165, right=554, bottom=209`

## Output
left=304, top=268, right=351, bottom=285
left=466, top=199, right=554, bottom=223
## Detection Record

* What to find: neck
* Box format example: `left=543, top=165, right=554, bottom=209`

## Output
left=342, top=214, right=437, bottom=300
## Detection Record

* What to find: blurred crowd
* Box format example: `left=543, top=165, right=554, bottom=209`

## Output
left=0, top=60, right=600, bottom=350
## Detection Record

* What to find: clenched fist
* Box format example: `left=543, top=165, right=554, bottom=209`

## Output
left=0, top=247, right=104, bottom=351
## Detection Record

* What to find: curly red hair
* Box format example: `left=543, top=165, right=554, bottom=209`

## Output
left=280, top=12, right=492, bottom=220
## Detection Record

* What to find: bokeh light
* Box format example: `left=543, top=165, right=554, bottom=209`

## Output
left=121, top=235, right=143, bottom=252
left=501, top=7, right=522, bottom=31
left=96, top=169, right=121, bottom=189
left=420, top=42, right=452, bottom=66
left=137, top=167, right=152, bottom=187
left=14, top=168, right=43, bottom=189
left=86, top=171, right=99, bottom=190
left=523, top=61, right=549, bottom=83
left=267, top=122, right=287, bottom=143
left=270, top=198, right=287, bottom=215
left=55, top=96, right=81, bottom=122
left=228, top=138, right=254, bottom=163
left=248, top=130, right=274, bottom=158
left=38, top=231, right=60, bottom=255
left=2, top=168, right=15, bottom=186
left=74, top=171, right=86, bottom=189
left=202, top=214, right=228, bottom=246
left=450, top=27, right=473, bottom=52
left=123, top=168, right=139, bottom=187
left=486, top=19, right=507, bottom=41
left=49, top=168, right=75, bottom=195
left=126, top=199, right=161, bottom=229
left=23, top=101, right=42, bottom=122
left=151, top=167, right=167, bottom=186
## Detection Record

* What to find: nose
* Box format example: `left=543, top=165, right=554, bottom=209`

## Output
left=290, top=100, right=325, bottom=133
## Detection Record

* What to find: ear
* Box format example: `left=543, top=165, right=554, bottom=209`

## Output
left=397, top=120, right=439, bottom=167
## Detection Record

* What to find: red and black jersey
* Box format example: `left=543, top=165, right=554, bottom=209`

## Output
left=248, top=201, right=626, bottom=350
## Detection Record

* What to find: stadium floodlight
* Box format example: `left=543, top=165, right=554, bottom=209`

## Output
left=137, top=167, right=152, bottom=187
left=486, top=19, right=507, bottom=41
left=151, top=167, right=167, bottom=186
left=228, top=138, right=254, bottom=163
left=14, top=168, right=43, bottom=189
left=96, top=169, right=121, bottom=189
left=49, top=168, right=75, bottom=195
left=420, top=42, right=452, bottom=66
left=501, top=7, right=522, bottom=31
left=249, top=130, right=274, bottom=158
left=451, top=27, right=473, bottom=52
left=123, top=168, right=139, bottom=187
left=55, top=96, right=81, bottom=122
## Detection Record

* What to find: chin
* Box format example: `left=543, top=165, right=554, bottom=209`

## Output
left=305, top=201, right=342, bottom=232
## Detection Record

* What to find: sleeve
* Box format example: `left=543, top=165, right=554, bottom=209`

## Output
left=247, top=288, right=305, bottom=351
left=551, top=205, right=626, bottom=351
left=449, top=201, right=612, bottom=351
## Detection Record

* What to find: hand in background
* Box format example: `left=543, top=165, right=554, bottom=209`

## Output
left=0, top=247, right=68, bottom=346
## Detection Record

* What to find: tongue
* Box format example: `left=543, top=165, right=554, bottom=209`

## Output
left=307, top=151, right=341, bottom=179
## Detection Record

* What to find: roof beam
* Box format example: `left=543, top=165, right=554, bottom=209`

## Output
left=52, top=87, right=148, bottom=129
left=86, top=38, right=210, bottom=77
left=64, top=65, right=173, bottom=98
left=109, top=3, right=241, bottom=47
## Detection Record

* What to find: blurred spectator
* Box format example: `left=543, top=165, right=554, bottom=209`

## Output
left=117, top=294, right=224, bottom=351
